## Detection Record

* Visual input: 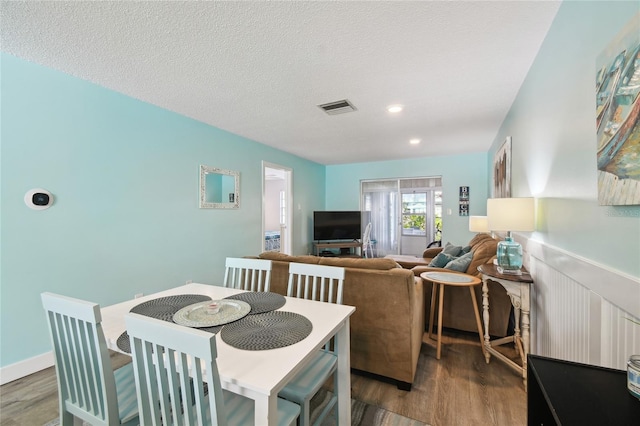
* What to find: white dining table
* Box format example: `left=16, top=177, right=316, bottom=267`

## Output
left=100, top=283, right=355, bottom=426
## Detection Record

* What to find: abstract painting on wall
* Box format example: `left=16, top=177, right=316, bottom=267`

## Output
left=493, top=136, right=511, bottom=198
left=596, top=13, right=640, bottom=205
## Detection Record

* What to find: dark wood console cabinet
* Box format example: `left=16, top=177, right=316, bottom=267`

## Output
left=527, top=354, right=640, bottom=425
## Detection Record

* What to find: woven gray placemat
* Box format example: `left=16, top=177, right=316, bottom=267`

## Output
left=116, top=294, right=212, bottom=353
left=225, top=291, right=286, bottom=314
left=220, top=311, right=312, bottom=350
left=131, top=294, right=212, bottom=321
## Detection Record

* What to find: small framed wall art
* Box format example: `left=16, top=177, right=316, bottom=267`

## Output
left=459, top=186, right=469, bottom=216
left=493, top=137, right=511, bottom=198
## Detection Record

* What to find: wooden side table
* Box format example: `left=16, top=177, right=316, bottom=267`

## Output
left=420, top=271, right=486, bottom=360
left=478, top=263, right=534, bottom=385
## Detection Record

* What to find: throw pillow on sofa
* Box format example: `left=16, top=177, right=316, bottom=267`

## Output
left=442, top=242, right=463, bottom=257
left=444, top=251, right=474, bottom=272
left=428, top=252, right=455, bottom=268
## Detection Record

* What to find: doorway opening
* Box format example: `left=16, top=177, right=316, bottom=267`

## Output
left=262, top=162, right=292, bottom=254
left=361, top=176, right=442, bottom=256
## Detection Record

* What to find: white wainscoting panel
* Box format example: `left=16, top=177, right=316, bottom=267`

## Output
left=525, top=238, right=640, bottom=371
left=601, top=300, right=640, bottom=369
left=530, top=257, right=592, bottom=364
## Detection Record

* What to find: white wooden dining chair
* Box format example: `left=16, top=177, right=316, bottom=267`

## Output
left=223, top=257, right=272, bottom=292
left=125, top=312, right=300, bottom=426
left=41, top=292, right=139, bottom=426
left=280, top=263, right=345, bottom=426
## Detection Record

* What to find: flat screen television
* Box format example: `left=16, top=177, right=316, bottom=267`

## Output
left=313, top=211, right=362, bottom=241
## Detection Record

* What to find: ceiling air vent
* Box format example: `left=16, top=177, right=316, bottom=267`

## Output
left=317, top=99, right=357, bottom=115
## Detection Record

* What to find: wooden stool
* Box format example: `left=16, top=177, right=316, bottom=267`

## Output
left=420, top=271, right=487, bottom=360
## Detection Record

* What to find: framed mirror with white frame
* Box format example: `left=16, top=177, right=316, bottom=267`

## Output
left=199, top=165, right=240, bottom=209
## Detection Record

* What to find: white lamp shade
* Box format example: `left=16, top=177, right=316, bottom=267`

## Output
left=487, top=198, right=535, bottom=232
left=469, top=216, right=489, bottom=232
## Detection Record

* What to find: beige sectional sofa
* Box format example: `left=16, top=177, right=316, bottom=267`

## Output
left=254, top=252, right=424, bottom=390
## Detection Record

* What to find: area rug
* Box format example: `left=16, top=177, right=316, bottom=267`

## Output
left=44, top=389, right=427, bottom=426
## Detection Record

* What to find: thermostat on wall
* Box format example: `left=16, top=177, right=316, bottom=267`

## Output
left=25, top=188, right=54, bottom=210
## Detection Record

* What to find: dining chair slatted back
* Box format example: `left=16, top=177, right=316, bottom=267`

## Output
left=281, top=263, right=345, bottom=426
left=41, top=292, right=139, bottom=426
left=126, top=312, right=224, bottom=426
left=223, top=257, right=272, bottom=292
left=286, top=263, right=345, bottom=309
left=125, top=312, right=300, bottom=426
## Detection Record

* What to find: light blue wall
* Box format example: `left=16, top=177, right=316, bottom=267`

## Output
left=0, top=54, right=324, bottom=367
left=325, top=153, right=489, bottom=247
left=488, top=1, right=640, bottom=278
left=4, top=0, right=639, bottom=373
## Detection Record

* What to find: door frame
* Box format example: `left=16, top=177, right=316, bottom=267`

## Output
left=262, top=162, right=293, bottom=254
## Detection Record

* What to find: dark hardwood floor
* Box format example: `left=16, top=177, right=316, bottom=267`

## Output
left=350, top=331, right=527, bottom=425
left=0, top=330, right=526, bottom=425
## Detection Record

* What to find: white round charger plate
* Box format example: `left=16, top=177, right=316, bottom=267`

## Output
left=173, top=299, right=251, bottom=327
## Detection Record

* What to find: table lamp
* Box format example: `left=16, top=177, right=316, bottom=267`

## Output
left=487, top=198, right=535, bottom=274
left=468, top=216, right=489, bottom=233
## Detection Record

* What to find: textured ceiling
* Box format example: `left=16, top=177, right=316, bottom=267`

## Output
left=1, top=1, right=560, bottom=165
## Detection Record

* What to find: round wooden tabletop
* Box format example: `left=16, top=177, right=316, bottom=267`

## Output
left=420, top=271, right=481, bottom=287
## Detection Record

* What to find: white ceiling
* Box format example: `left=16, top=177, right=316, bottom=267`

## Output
left=0, top=1, right=560, bottom=165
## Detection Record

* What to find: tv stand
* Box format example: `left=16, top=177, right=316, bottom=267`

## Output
left=314, top=241, right=362, bottom=257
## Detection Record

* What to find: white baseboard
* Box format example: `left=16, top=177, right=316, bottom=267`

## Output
left=0, top=351, right=54, bottom=385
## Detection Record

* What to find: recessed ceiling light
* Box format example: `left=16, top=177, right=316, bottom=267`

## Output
left=387, top=104, right=403, bottom=113
left=410, top=138, right=421, bottom=145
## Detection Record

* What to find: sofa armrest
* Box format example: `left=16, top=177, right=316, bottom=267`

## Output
left=410, top=265, right=448, bottom=277
left=422, top=247, right=443, bottom=258
left=344, top=268, right=424, bottom=385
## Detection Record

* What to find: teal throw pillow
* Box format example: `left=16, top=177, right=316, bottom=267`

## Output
left=428, top=252, right=455, bottom=268
left=442, top=242, right=463, bottom=257
left=444, top=251, right=474, bottom=272
left=460, top=245, right=472, bottom=255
